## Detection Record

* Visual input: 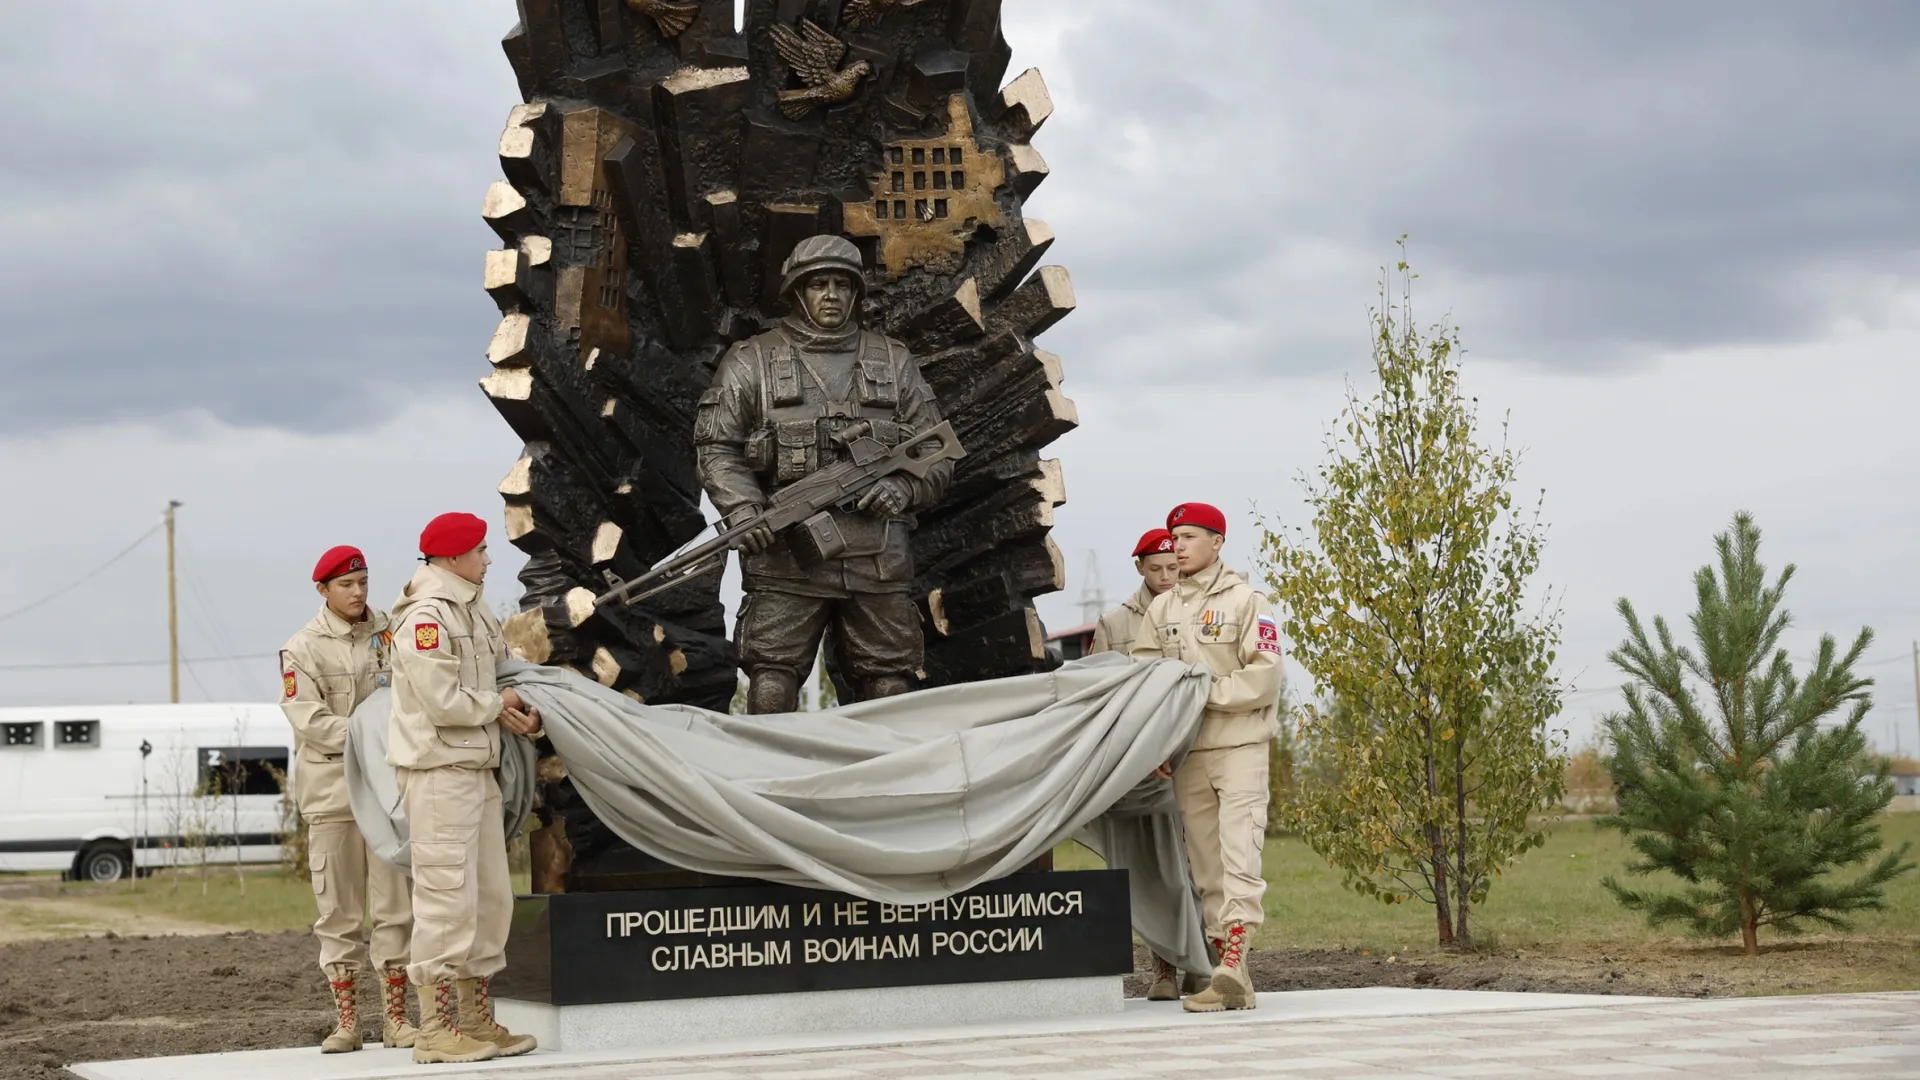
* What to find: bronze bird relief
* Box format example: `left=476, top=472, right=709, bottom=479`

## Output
left=768, top=19, right=871, bottom=120
left=624, top=0, right=697, bottom=37
left=843, top=0, right=931, bottom=30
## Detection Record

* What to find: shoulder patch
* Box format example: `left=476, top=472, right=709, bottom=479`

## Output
left=1257, top=615, right=1280, bottom=653
left=414, top=622, right=441, bottom=651
left=282, top=671, right=298, bottom=699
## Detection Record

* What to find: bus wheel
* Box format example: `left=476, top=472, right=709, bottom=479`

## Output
left=77, top=843, right=133, bottom=883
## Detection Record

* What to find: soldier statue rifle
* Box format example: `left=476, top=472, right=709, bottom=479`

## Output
left=596, top=420, right=964, bottom=609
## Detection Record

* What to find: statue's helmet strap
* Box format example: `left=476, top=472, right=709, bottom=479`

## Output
left=780, top=235, right=866, bottom=299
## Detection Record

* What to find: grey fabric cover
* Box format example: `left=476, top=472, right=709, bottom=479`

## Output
left=345, top=652, right=1216, bottom=975
left=341, top=686, right=537, bottom=870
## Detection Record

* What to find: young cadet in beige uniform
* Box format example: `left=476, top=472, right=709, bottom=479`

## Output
left=388, top=513, right=542, bottom=1064
left=1088, top=527, right=1195, bottom=999
left=1090, top=528, right=1179, bottom=657
left=1130, top=502, right=1282, bottom=1012
left=282, top=545, right=420, bottom=1053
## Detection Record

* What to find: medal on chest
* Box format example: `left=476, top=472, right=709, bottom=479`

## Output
left=374, top=629, right=393, bottom=686
left=1199, top=609, right=1225, bottom=640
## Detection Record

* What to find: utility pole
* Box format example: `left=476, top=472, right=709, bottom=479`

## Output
left=1909, top=639, right=1920, bottom=764
left=166, top=501, right=181, bottom=704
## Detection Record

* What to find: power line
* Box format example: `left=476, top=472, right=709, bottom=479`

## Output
left=177, top=535, right=255, bottom=695
left=1562, top=651, right=1913, bottom=700
left=0, top=524, right=162, bottom=624
left=179, top=654, right=214, bottom=702
left=1565, top=685, right=1624, bottom=697
left=0, top=652, right=276, bottom=673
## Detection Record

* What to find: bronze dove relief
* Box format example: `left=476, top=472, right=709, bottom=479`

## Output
left=767, top=19, right=871, bottom=120
left=623, top=0, right=697, bottom=38
left=843, top=0, right=931, bottom=31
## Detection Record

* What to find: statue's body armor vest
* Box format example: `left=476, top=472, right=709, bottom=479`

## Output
left=740, top=330, right=911, bottom=487
left=731, top=328, right=917, bottom=581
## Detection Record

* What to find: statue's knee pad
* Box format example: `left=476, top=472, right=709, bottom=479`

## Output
left=746, top=667, right=801, bottom=714
left=859, top=674, right=914, bottom=701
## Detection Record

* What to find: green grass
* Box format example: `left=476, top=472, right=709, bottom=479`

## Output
left=1058, top=813, right=1920, bottom=952
left=63, top=816, right=1920, bottom=955
left=75, top=867, right=536, bottom=934
left=77, top=868, right=322, bottom=933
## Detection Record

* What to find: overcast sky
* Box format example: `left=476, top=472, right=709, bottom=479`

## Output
left=3, top=1, right=1918, bottom=752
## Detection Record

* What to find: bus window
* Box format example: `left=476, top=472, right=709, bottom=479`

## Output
left=198, top=746, right=289, bottom=797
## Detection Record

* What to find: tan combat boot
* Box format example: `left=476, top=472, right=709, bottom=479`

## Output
left=1190, top=935, right=1224, bottom=996
left=380, top=967, right=420, bottom=1048
left=456, top=976, right=537, bottom=1057
left=1146, top=954, right=1179, bottom=1001
left=411, top=980, right=499, bottom=1065
left=1182, top=923, right=1255, bottom=1013
left=320, top=967, right=361, bottom=1053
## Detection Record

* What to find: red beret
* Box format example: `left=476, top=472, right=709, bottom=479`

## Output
left=419, top=512, right=488, bottom=558
left=1132, top=529, right=1175, bottom=558
left=1167, top=502, right=1227, bottom=536
left=311, top=545, right=367, bottom=583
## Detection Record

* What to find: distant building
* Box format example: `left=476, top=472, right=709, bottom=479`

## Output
left=1894, top=772, right=1920, bottom=798
left=1046, top=622, right=1096, bottom=662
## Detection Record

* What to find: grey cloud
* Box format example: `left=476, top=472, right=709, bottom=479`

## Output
left=0, top=0, right=521, bottom=431
left=1016, top=0, right=1920, bottom=382
left=5, top=0, right=1917, bottom=431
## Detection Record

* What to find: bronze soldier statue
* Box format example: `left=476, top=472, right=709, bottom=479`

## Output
left=694, top=235, right=953, bottom=713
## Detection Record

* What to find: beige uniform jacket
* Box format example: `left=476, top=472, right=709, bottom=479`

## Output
left=280, top=606, right=394, bottom=822
left=1130, top=561, right=1284, bottom=751
left=1089, top=585, right=1155, bottom=656
left=387, top=564, right=505, bottom=772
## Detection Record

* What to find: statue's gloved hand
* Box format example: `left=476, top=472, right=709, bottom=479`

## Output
left=726, top=505, right=777, bottom=555
left=855, top=476, right=914, bottom=518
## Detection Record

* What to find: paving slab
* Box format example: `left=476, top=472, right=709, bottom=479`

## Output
left=70, top=988, right=1920, bottom=1080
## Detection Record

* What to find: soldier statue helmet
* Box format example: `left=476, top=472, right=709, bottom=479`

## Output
left=692, top=235, right=954, bottom=714
left=778, top=234, right=866, bottom=301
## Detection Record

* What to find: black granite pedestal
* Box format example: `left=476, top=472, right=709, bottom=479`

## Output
left=491, top=868, right=1134, bottom=1051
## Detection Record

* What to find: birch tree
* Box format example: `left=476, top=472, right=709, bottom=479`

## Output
left=1261, top=245, right=1566, bottom=947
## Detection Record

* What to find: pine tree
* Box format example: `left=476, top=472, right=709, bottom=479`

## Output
left=1600, top=512, right=1914, bottom=955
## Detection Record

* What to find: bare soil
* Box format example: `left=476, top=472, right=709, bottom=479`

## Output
left=1132, top=934, right=1920, bottom=1000
left=1124, top=941, right=1730, bottom=1001
left=0, top=931, right=341, bottom=1080
left=3, top=929, right=1914, bottom=1079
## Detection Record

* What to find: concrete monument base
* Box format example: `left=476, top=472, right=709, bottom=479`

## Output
left=495, top=974, right=1123, bottom=1053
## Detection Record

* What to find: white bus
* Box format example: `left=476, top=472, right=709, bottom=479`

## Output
left=0, top=703, right=294, bottom=882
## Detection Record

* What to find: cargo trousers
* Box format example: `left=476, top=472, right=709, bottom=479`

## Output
left=307, top=817, right=412, bottom=975
left=1174, top=741, right=1270, bottom=939
left=397, top=765, right=511, bottom=985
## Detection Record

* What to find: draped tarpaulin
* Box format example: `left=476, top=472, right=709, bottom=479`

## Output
left=342, top=684, right=538, bottom=869
left=344, top=652, right=1216, bottom=976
